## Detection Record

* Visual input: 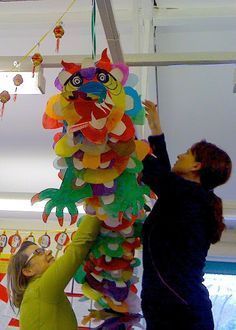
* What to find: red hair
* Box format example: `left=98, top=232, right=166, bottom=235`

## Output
left=191, top=140, right=232, bottom=243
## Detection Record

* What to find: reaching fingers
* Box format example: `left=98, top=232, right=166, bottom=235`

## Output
left=142, top=99, right=157, bottom=107
left=142, top=100, right=157, bottom=114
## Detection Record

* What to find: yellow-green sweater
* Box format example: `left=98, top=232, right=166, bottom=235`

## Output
left=20, top=216, right=100, bottom=330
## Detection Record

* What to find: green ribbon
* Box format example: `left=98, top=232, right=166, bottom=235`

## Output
left=91, top=0, right=97, bottom=60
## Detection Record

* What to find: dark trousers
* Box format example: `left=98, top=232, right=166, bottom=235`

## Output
left=142, top=302, right=214, bottom=330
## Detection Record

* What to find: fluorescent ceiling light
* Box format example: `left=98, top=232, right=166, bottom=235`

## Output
left=0, top=198, right=85, bottom=214
left=0, top=69, right=46, bottom=94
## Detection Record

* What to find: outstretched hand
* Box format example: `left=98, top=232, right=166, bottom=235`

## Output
left=142, top=99, right=163, bottom=135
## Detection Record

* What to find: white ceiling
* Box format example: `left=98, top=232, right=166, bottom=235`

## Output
left=0, top=0, right=235, bottom=227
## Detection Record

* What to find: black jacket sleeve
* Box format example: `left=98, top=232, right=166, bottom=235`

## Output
left=142, top=134, right=171, bottom=195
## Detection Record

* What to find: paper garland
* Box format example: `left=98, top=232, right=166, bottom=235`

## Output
left=32, top=49, right=154, bottom=326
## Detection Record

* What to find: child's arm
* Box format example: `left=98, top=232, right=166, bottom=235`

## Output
left=39, top=215, right=101, bottom=301
left=141, top=100, right=171, bottom=194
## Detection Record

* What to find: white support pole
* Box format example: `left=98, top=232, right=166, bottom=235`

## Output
left=96, top=0, right=124, bottom=63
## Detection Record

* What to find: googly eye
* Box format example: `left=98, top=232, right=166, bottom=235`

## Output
left=70, top=73, right=83, bottom=87
left=97, top=70, right=109, bottom=83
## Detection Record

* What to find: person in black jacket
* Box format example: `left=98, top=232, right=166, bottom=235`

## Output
left=141, top=100, right=232, bottom=330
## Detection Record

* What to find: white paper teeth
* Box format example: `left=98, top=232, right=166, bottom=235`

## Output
left=104, top=216, right=120, bottom=228
left=100, top=101, right=111, bottom=111
left=127, top=158, right=136, bottom=168
left=95, top=102, right=107, bottom=114
left=110, top=297, right=122, bottom=305
left=73, top=158, right=84, bottom=170
left=101, top=194, right=115, bottom=205
left=104, top=181, right=114, bottom=188
left=109, top=137, right=118, bottom=143
left=121, top=227, right=133, bottom=235
left=91, top=273, right=103, bottom=282
left=90, top=111, right=107, bottom=129
left=116, top=281, right=126, bottom=288
left=75, top=178, right=85, bottom=186
left=100, top=161, right=110, bottom=169
left=108, top=243, right=119, bottom=251
left=127, top=238, right=135, bottom=243
left=110, top=270, right=121, bottom=278
left=111, top=121, right=126, bottom=136
left=105, top=255, right=112, bottom=262
left=105, top=94, right=114, bottom=106
left=53, top=157, right=67, bottom=170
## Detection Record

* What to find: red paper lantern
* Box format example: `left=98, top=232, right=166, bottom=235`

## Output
left=31, top=52, right=43, bottom=77
left=0, top=90, right=11, bottom=118
left=13, top=74, right=23, bottom=102
left=53, top=24, right=64, bottom=53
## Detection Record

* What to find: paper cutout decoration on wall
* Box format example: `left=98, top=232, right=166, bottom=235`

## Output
left=38, top=232, right=51, bottom=249
left=0, top=232, right=7, bottom=253
left=8, top=231, right=22, bottom=254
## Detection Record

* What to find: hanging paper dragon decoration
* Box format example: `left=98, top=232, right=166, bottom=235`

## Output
left=32, top=49, right=154, bottom=327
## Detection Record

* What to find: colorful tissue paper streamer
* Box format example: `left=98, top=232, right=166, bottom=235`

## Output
left=32, top=49, right=153, bottom=326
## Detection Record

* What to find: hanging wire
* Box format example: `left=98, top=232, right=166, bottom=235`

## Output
left=91, top=0, right=97, bottom=60
left=154, top=25, right=159, bottom=104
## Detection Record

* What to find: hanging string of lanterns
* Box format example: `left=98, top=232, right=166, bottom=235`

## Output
left=0, top=0, right=76, bottom=117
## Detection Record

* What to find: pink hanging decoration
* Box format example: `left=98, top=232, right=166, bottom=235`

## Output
left=13, top=74, right=23, bottom=102
left=0, top=90, right=10, bottom=118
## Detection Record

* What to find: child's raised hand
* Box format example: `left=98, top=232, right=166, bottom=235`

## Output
left=142, top=99, right=163, bottom=135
